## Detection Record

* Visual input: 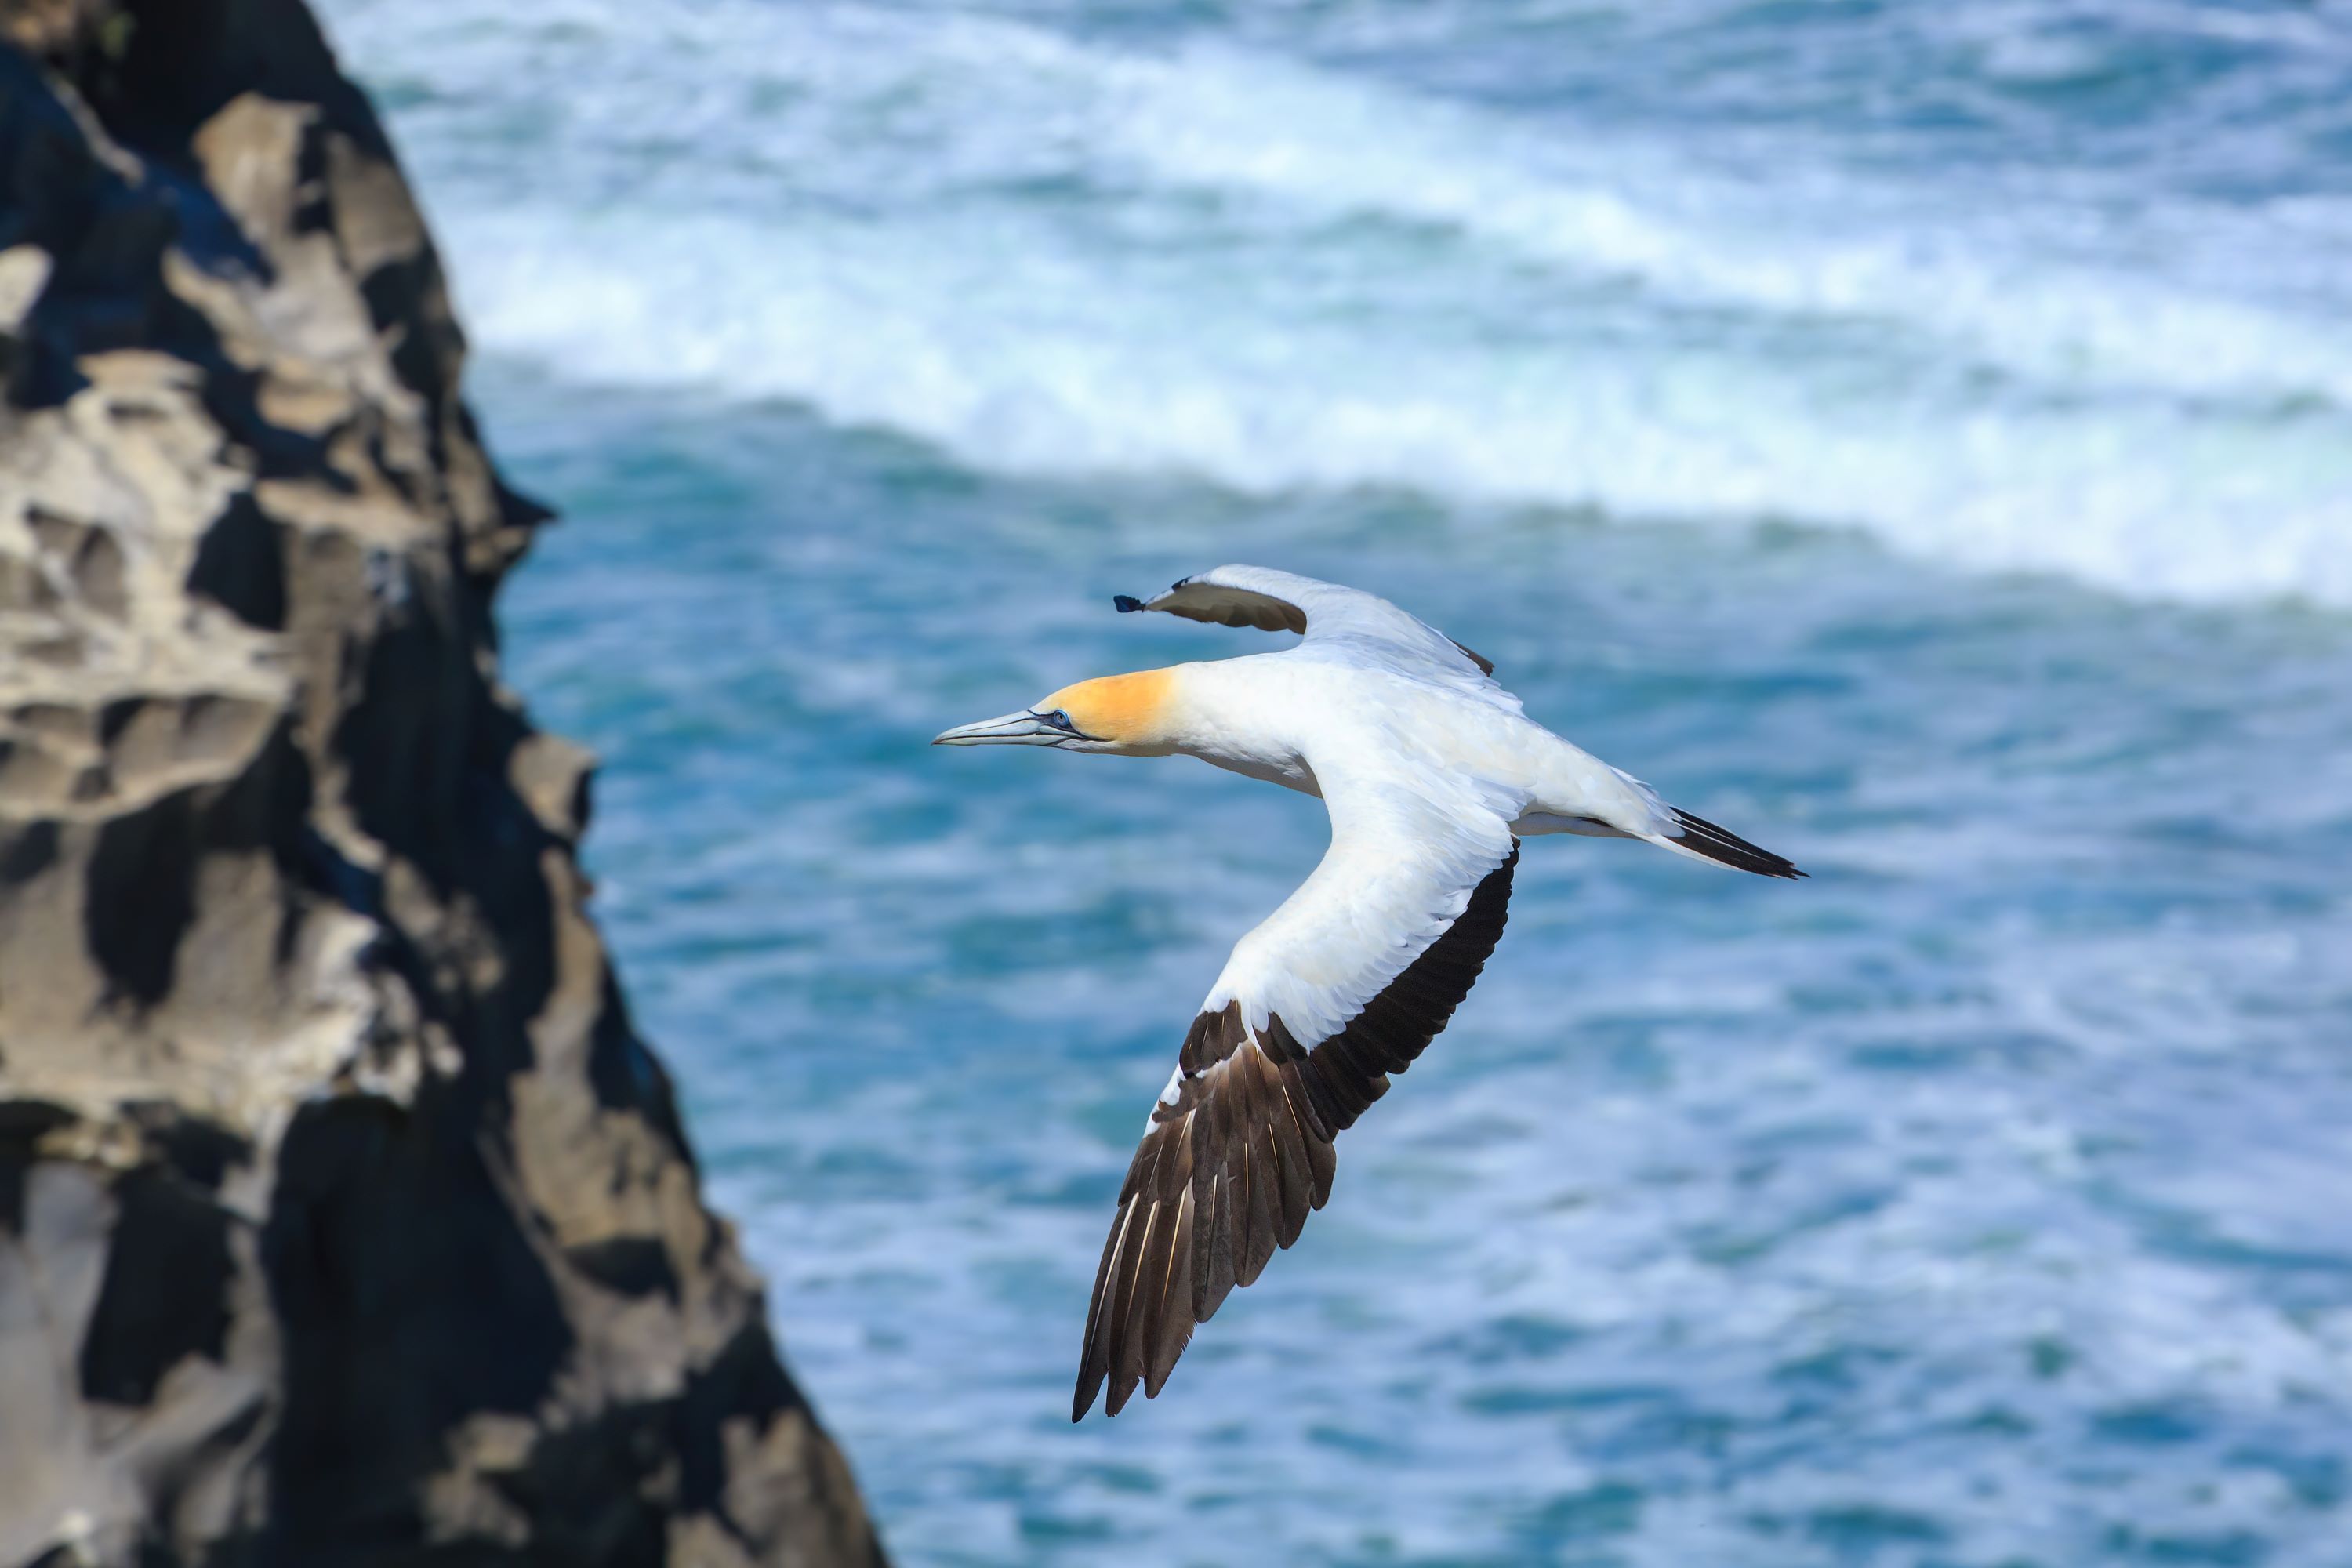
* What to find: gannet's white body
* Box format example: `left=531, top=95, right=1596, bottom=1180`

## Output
left=935, top=565, right=1802, bottom=1421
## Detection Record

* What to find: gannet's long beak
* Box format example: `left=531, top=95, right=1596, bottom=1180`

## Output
left=933, top=710, right=1062, bottom=746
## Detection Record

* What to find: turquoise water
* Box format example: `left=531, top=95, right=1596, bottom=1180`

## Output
left=325, top=4, right=2352, bottom=1563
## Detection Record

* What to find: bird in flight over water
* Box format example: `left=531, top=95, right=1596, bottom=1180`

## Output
left=935, top=566, right=1804, bottom=1421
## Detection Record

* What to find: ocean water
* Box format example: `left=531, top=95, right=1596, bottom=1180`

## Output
left=320, top=3, right=2352, bottom=1563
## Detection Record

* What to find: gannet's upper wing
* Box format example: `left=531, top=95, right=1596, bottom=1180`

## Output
left=1073, top=762, right=1520, bottom=1419
left=1115, top=564, right=1498, bottom=682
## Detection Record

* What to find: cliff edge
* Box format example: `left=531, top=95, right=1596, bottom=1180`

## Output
left=0, top=3, right=885, bottom=1563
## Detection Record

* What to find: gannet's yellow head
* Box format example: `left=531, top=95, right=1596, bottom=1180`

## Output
left=932, top=669, right=1178, bottom=754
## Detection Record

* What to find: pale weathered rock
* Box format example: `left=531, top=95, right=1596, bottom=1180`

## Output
left=0, top=3, right=886, bottom=1564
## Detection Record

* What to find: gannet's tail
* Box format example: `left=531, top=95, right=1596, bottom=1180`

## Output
left=1528, top=755, right=1807, bottom=879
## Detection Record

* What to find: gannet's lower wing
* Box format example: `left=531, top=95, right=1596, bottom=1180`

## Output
left=1073, top=775, right=1520, bottom=1420
left=1115, top=564, right=1499, bottom=683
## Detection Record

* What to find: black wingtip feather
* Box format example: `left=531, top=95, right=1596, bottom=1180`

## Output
left=1113, top=593, right=1145, bottom=612
left=1671, top=810, right=1807, bottom=879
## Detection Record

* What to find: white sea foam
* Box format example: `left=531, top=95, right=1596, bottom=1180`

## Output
left=324, top=0, right=2352, bottom=606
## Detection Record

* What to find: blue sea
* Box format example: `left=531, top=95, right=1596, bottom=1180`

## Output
left=319, top=3, right=2352, bottom=1563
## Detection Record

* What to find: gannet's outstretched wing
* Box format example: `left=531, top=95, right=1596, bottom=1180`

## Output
left=1073, top=762, right=1520, bottom=1419
left=1116, top=564, right=1499, bottom=684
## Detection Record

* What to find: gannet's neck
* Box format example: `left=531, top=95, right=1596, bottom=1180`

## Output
left=1159, top=659, right=1322, bottom=793
left=1037, top=659, right=1315, bottom=788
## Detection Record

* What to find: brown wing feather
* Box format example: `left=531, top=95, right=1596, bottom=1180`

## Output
left=1448, top=639, right=1497, bottom=676
left=1072, top=845, right=1518, bottom=1421
left=1125, top=579, right=1497, bottom=674
left=1151, top=580, right=1309, bottom=634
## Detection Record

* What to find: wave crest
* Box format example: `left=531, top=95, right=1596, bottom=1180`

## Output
left=327, top=0, right=2352, bottom=606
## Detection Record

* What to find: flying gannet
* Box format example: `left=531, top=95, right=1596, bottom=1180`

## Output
left=934, top=566, right=1804, bottom=1420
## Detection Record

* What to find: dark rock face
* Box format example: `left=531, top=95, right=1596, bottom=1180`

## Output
left=0, top=4, right=887, bottom=1564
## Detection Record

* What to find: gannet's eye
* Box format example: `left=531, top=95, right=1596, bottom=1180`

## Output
left=1043, top=709, right=1076, bottom=732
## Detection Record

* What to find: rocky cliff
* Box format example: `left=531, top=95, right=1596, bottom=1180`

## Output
left=0, top=3, right=885, bottom=1563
